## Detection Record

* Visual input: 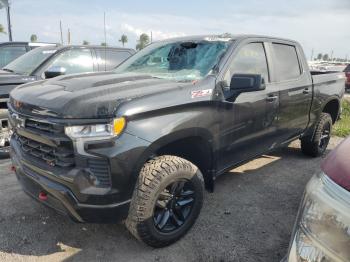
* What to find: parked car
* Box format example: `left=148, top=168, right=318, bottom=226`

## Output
left=0, top=45, right=135, bottom=156
left=284, top=136, right=350, bottom=262
left=344, top=64, right=350, bottom=90
left=9, top=35, right=345, bottom=247
left=0, top=41, right=56, bottom=68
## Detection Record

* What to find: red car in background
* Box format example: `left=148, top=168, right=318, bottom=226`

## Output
left=284, top=136, right=350, bottom=262
left=345, top=64, right=350, bottom=90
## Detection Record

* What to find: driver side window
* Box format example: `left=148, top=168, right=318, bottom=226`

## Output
left=224, top=43, right=269, bottom=86
left=48, top=48, right=94, bottom=75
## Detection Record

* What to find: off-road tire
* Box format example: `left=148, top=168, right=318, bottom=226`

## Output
left=125, top=155, right=204, bottom=247
left=301, top=112, right=333, bottom=157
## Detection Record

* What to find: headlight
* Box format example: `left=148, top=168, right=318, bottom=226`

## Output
left=287, top=173, right=350, bottom=262
left=65, top=117, right=126, bottom=139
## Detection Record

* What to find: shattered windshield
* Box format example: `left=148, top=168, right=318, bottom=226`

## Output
left=114, top=39, right=232, bottom=81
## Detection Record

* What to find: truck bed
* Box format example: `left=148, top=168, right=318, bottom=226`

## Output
left=311, top=71, right=345, bottom=87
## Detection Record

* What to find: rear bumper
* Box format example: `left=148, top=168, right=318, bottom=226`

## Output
left=11, top=144, right=131, bottom=223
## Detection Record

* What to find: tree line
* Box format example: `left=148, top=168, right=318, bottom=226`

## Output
left=315, top=53, right=348, bottom=62
left=11, top=28, right=151, bottom=51
left=83, top=33, right=150, bottom=50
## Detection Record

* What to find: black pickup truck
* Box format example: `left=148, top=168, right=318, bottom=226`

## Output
left=9, top=35, right=345, bottom=247
left=0, top=45, right=135, bottom=156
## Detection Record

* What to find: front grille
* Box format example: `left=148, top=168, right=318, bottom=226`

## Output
left=25, top=118, right=63, bottom=134
left=16, top=134, right=75, bottom=168
left=88, top=158, right=111, bottom=187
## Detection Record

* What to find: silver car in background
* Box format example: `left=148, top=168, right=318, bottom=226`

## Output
left=285, top=136, right=350, bottom=262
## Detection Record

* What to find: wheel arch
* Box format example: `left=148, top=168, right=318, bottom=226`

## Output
left=134, top=128, right=216, bottom=192
left=322, top=98, right=340, bottom=124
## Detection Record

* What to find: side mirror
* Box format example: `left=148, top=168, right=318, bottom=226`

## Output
left=44, top=66, right=66, bottom=79
left=230, top=74, right=266, bottom=92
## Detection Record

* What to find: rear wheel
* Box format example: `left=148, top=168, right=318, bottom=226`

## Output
left=301, top=113, right=332, bottom=157
left=125, top=155, right=204, bottom=247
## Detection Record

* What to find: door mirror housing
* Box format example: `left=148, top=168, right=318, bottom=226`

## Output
left=44, top=66, right=66, bottom=79
left=230, top=74, right=266, bottom=92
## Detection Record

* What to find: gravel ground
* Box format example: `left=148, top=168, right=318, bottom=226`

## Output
left=0, top=137, right=344, bottom=262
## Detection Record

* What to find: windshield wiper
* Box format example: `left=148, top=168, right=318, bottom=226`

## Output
left=2, top=68, right=14, bottom=73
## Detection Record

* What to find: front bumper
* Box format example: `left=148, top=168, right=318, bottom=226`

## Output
left=11, top=147, right=131, bottom=223
left=285, top=173, right=350, bottom=262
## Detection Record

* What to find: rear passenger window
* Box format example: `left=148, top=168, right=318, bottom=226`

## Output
left=225, top=43, right=269, bottom=85
left=272, top=44, right=301, bottom=81
left=97, top=50, right=132, bottom=71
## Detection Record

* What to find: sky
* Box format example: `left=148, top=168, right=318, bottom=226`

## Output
left=0, top=0, right=349, bottom=59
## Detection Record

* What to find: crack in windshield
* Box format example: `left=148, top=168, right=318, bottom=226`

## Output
left=115, top=40, right=233, bottom=82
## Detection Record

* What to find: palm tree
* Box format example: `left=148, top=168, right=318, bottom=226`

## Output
left=0, top=24, right=6, bottom=34
left=82, top=40, right=89, bottom=45
left=30, top=34, right=38, bottom=42
left=136, top=33, right=150, bottom=51
left=119, top=34, right=128, bottom=47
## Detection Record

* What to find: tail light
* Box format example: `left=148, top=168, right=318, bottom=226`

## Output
left=321, top=137, right=350, bottom=191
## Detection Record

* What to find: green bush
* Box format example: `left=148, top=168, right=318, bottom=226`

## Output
left=333, top=99, right=350, bottom=137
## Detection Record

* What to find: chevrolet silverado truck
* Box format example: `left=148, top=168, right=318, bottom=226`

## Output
left=0, top=45, right=135, bottom=157
left=9, top=35, right=345, bottom=247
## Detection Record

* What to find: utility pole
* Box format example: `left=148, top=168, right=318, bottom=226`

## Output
left=310, top=48, right=314, bottom=61
left=67, top=28, right=71, bottom=45
left=103, top=12, right=107, bottom=46
left=0, top=0, right=12, bottom=41
left=59, top=20, right=63, bottom=44
left=6, top=4, right=12, bottom=41
left=103, top=12, right=107, bottom=71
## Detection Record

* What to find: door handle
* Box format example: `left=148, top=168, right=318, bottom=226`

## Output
left=303, top=88, right=310, bottom=94
left=266, top=95, right=278, bottom=102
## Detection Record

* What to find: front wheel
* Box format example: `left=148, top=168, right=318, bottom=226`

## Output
left=301, top=112, right=332, bottom=157
left=125, top=155, right=204, bottom=248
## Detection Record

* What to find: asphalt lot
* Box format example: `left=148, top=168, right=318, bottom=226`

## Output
left=0, top=137, right=343, bottom=262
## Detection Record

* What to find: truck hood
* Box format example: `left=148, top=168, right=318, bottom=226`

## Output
left=0, top=70, right=36, bottom=97
left=10, top=72, right=190, bottom=118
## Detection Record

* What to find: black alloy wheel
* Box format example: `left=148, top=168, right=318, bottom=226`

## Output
left=153, top=179, right=195, bottom=233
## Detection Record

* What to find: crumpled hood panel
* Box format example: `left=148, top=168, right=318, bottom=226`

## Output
left=10, top=72, right=185, bottom=118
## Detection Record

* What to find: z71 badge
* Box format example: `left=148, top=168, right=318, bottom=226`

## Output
left=191, top=89, right=213, bottom=99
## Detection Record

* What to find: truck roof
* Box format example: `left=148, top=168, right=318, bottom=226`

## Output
left=0, top=41, right=57, bottom=46
left=156, top=34, right=299, bottom=45
left=36, top=44, right=135, bottom=53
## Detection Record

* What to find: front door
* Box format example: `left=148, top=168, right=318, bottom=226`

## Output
left=217, top=42, right=279, bottom=172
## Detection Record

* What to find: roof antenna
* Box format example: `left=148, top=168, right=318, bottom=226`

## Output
left=103, top=11, right=107, bottom=71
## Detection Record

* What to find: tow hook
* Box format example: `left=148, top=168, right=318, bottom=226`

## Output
left=39, top=192, right=48, bottom=201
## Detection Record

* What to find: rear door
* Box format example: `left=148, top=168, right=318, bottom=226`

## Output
left=96, top=49, right=133, bottom=71
left=269, top=42, right=313, bottom=143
